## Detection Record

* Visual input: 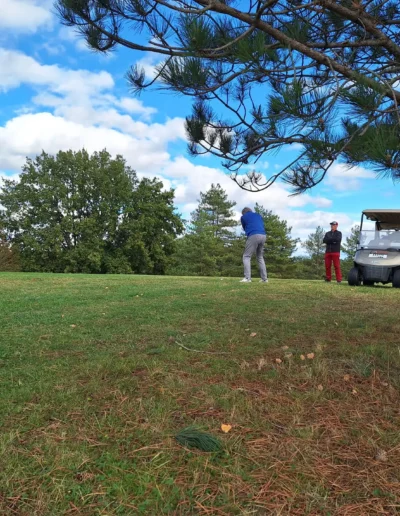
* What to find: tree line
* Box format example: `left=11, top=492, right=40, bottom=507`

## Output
left=0, top=149, right=359, bottom=278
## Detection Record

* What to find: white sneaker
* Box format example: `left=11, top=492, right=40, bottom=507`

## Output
left=240, top=278, right=252, bottom=283
left=259, top=279, right=268, bottom=283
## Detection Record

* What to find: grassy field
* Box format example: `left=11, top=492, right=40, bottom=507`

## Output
left=1, top=273, right=400, bottom=515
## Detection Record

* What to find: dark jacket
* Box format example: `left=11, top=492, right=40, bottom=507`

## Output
left=323, top=230, right=342, bottom=253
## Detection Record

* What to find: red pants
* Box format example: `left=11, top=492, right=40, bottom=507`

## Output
left=325, top=253, right=342, bottom=281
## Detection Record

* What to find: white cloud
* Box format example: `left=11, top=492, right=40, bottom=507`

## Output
left=0, top=113, right=184, bottom=172
left=0, top=49, right=186, bottom=183
left=325, top=163, right=375, bottom=191
left=0, top=110, right=338, bottom=245
left=286, top=210, right=355, bottom=239
left=0, top=48, right=114, bottom=94
left=32, top=92, right=158, bottom=126
left=136, top=53, right=163, bottom=80
left=0, top=48, right=159, bottom=123
left=57, top=26, right=119, bottom=57
left=180, top=203, right=198, bottom=216
left=0, top=0, right=52, bottom=33
left=273, top=158, right=375, bottom=194
left=58, top=26, right=97, bottom=53
left=38, top=42, right=67, bottom=57
left=118, top=97, right=157, bottom=118
left=157, top=156, right=331, bottom=210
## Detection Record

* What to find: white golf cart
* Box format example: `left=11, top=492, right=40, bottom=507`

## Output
left=348, top=209, right=400, bottom=288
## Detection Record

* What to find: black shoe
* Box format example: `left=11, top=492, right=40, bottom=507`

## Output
left=325, top=279, right=331, bottom=282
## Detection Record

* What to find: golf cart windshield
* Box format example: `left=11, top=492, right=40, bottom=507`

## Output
left=358, top=210, right=400, bottom=250
left=359, top=229, right=400, bottom=250
left=362, top=210, right=400, bottom=230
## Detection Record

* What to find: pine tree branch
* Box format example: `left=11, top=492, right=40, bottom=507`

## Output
left=56, top=0, right=400, bottom=191
left=306, top=39, right=391, bottom=49
left=319, top=0, right=400, bottom=60
left=194, top=0, right=400, bottom=103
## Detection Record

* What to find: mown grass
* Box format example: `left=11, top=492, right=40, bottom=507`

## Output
left=1, top=273, right=400, bottom=515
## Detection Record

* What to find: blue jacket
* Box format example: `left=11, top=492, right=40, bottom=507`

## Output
left=241, top=211, right=266, bottom=237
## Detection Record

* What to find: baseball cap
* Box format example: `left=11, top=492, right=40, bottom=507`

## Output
left=330, top=221, right=338, bottom=225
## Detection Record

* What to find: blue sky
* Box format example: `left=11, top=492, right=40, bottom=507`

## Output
left=0, top=0, right=399, bottom=245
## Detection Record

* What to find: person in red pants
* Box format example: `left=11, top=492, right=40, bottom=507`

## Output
left=323, top=221, right=342, bottom=283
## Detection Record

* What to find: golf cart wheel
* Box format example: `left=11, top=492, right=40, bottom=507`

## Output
left=348, top=267, right=361, bottom=286
left=393, top=269, right=400, bottom=289
left=363, top=280, right=374, bottom=286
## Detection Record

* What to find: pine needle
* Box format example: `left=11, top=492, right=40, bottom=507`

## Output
left=175, top=426, right=223, bottom=452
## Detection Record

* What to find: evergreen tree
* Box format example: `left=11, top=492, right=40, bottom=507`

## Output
left=169, top=195, right=301, bottom=278
left=302, top=226, right=326, bottom=279
left=255, top=205, right=299, bottom=276
left=342, top=225, right=360, bottom=261
left=0, top=150, right=183, bottom=274
left=57, top=0, right=400, bottom=193
left=169, top=184, right=237, bottom=276
left=169, top=230, right=223, bottom=277
left=340, top=224, right=360, bottom=280
left=218, top=236, right=246, bottom=278
left=191, top=184, right=237, bottom=239
left=290, top=256, right=315, bottom=280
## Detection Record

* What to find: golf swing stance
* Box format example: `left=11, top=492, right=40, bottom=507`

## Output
left=240, top=207, right=268, bottom=283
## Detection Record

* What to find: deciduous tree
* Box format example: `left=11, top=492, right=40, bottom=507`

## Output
left=0, top=223, right=19, bottom=272
left=0, top=150, right=183, bottom=274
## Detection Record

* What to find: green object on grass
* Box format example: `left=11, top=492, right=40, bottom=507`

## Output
left=146, top=348, right=164, bottom=355
left=175, top=427, right=222, bottom=452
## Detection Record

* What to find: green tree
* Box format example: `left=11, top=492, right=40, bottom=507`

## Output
left=255, top=205, right=299, bottom=277
left=290, top=256, right=315, bottom=280
left=122, top=177, right=185, bottom=274
left=342, top=225, right=360, bottom=261
left=0, top=150, right=183, bottom=274
left=169, top=229, right=224, bottom=276
left=192, top=184, right=237, bottom=239
left=340, top=224, right=360, bottom=280
left=302, top=226, right=326, bottom=279
left=169, top=184, right=238, bottom=276
left=57, top=0, right=400, bottom=193
left=0, top=223, right=20, bottom=272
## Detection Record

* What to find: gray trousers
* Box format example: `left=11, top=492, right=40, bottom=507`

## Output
left=243, top=234, right=267, bottom=280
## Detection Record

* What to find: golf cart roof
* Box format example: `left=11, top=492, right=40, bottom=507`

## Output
left=363, top=210, right=400, bottom=229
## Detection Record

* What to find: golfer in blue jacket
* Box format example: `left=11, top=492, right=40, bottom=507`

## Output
left=240, top=207, right=268, bottom=283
